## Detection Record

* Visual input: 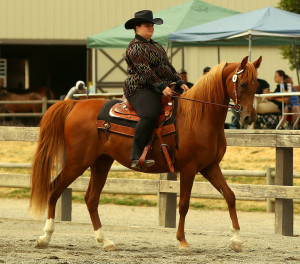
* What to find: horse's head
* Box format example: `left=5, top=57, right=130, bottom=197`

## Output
left=225, top=56, right=262, bottom=126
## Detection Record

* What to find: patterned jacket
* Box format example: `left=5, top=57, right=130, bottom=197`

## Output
left=124, top=34, right=184, bottom=97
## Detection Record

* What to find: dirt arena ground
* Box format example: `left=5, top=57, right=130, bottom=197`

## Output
left=1, top=198, right=300, bottom=264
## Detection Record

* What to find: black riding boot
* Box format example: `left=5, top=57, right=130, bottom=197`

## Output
left=127, top=89, right=162, bottom=166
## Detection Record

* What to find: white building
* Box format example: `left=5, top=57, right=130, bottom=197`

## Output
left=1, top=0, right=296, bottom=97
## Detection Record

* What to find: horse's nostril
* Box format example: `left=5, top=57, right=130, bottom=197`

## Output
left=244, top=115, right=250, bottom=124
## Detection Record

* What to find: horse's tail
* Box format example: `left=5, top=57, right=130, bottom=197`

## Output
left=29, top=100, right=77, bottom=218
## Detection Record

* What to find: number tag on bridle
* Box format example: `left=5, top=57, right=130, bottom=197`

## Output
left=232, top=69, right=244, bottom=83
left=232, top=74, right=238, bottom=83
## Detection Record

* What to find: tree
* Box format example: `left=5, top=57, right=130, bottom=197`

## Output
left=277, top=0, right=300, bottom=71
left=278, top=0, right=300, bottom=13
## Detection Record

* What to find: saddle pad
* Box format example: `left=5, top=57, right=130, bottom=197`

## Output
left=97, top=99, right=177, bottom=137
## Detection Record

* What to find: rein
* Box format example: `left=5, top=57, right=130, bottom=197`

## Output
left=172, top=67, right=245, bottom=112
left=171, top=94, right=240, bottom=111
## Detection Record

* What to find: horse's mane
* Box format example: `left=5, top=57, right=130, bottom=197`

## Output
left=179, top=60, right=258, bottom=128
left=179, top=61, right=227, bottom=128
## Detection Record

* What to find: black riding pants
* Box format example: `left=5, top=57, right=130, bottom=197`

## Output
left=127, top=89, right=162, bottom=160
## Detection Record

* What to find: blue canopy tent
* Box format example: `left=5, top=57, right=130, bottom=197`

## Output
left=168, top=7, right=300, bottom=83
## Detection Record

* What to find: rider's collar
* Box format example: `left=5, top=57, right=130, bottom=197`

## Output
left=135, top=34, right=154, bottom=44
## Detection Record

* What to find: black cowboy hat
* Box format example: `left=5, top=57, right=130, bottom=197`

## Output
left=125, top=10, right=163, bottom=29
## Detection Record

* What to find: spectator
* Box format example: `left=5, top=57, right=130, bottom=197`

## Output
left=203, top=66, right=211, bottom=75
left=256, top=78, right=270, bottom=94
left=285, top=75, right=300, bottom=92
left=265, top=70, right=299, bottom=129
left=178, top=70, right=193, bottom=89
left=284, top=76, right=299, bottom=128
left=255, top=77, right=279, bottom=113
left=253, top=78, right=280, bottom=129
left=235, top=78, right=272, bottom=128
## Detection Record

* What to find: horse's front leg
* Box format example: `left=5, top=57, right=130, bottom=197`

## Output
left=177, top=170, right=196, bottom=250
left=201, top=164, right=242, bottom=252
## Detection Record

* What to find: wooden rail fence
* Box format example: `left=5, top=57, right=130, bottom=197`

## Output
left=0, top=97, right=59, bottom=117
left=0, top=126, right=300, bottom=236
left=2, top=163, right=300, bottom=208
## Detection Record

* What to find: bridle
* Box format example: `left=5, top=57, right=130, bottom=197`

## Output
left=231, top=68, right=244, bottom=112
left=171, top=65, right=245, bottom=113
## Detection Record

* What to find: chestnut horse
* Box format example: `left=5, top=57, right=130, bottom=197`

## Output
left=0, top=89, right=42, bottom=113
left=29, top=56, right=262, bottom=252
left=32, top=86, right=55, bottom=100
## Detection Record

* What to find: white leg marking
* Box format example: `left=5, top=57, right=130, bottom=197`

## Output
left=229, top=226, right=242, bottom=252
left=95, top=228, right=116, bottom=251
left=37, top=218, right=54, bottom=247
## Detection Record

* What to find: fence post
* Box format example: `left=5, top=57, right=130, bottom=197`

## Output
left=41, top=96, right=47, bottom=115
left=275, top=147, right=293, bottom=236
left=158, top=172, right=177, bottom=228
left=266, top=167, right=275, bottom=212
left=56, top=188, right=72, bottom=221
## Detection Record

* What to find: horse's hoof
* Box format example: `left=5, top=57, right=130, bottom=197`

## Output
left=178, top=241, right=191, bottom=251
left=37, top=237, right=49, bottom=248
left=179, top=245, right=191, bottom=251
left=230, top=241, right=242, bottom=252
left=104, top=241, right=116, bottom=251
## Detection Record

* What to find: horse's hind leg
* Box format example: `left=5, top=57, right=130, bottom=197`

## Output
left=201, top=164, right=242, bottom=252
left=85, top=155, right=115, bottom=251
left=38, top=165, right=87, bottom=247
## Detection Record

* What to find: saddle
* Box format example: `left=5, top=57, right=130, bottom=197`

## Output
left=109, top=95, right=174, bottom=123
left=97, top=85, right=177, bottom=172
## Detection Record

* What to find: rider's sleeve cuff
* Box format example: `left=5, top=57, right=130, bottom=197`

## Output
left=177, top=80, right=185, bottom=87
left=154, top=82, right=167, bottom=93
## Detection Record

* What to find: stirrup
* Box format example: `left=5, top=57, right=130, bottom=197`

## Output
left=131, top=159, right=155, bottom=169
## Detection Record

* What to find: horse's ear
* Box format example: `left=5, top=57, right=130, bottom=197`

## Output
left=240, top=56, right=248, bottom=70
left=253, top=56, right=262, bottom=69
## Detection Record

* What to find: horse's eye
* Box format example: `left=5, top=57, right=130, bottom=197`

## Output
left=240, top=83, right=248, bottom=89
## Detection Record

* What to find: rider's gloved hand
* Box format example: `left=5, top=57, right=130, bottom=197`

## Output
left=162, top=87, right=172, bottom=96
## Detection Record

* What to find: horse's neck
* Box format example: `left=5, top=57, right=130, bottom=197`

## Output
left=202, top=105, right=229, bottom=129
left=177, top=98, right=229, bottom=132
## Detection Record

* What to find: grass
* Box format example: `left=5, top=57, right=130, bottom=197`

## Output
left=0, top=188, right=31, bottom=199
left=2, top=187, right=300, bottom=213
left=72, top=193, right=157, bottom=207
left=1, top=141, right=300, bottom=213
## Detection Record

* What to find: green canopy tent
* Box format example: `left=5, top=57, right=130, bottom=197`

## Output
left=87, top=0, right=239, bottom=48
left=86, top=0, right=239, bottom=92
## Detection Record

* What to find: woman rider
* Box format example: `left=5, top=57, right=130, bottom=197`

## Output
left=124, top=10, right=189, bottom=169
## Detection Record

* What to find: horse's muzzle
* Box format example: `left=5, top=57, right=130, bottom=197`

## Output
left=240, top=109, right=256, bottom=125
